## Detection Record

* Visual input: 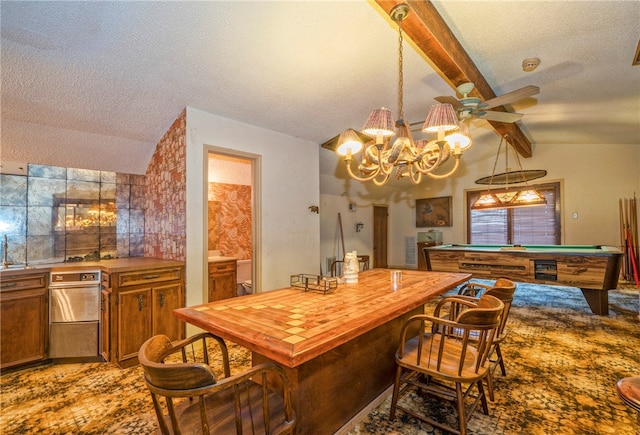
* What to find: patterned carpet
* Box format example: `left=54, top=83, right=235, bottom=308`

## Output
left=1, top=281, right=639, bottom=434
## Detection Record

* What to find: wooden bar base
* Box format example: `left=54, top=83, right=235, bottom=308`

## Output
left=253, top=306, right=422, bottom=435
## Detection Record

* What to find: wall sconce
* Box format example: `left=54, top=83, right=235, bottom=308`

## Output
left=355, top=222, right=364, bottom=233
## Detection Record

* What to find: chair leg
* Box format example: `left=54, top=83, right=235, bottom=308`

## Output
left=389, top=366, right=403, bottom=420
left=477, top=380, right=489, bottom=415
left=455, top=382, right=467, bottom=435
left=485, top=370, right=495, bottom=402
left=495, top=343, right=507, bottom=376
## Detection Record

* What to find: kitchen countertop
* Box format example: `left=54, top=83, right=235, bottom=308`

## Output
left=0, top=257, right=184, bottom=277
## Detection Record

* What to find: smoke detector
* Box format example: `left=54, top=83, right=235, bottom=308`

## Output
left=522, top=57, right=540, bottom=72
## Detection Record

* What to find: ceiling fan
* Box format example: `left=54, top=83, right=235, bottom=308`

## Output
left=434, top=82, right=539, bottom=123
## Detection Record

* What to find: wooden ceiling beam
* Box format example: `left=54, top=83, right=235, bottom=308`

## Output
left=372, top=0, right=533, bottom=157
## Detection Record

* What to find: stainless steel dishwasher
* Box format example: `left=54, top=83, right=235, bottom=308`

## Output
left=49, top=270, right=101, bottom=360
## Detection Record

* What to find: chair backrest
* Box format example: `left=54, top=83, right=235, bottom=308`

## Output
left=402, top=294, right=504, bottom=378
left=484, top=280, right=516, bottom=337
left=139, top=334, right=296, bottom=435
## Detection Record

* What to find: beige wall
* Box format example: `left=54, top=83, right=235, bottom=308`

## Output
left=185, top=107, right=321, bottom=310
left=320, top=140, right=640, bottom=268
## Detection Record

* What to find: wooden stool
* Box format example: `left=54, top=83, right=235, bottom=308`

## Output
left=617, top=377, right=640, bottom=424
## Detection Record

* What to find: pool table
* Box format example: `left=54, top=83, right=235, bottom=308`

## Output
left=423, top=244, right=624, bottom=315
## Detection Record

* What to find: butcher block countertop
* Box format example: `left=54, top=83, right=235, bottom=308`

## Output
left=0, top=257, right=184, bottom=277
left=175, top=269, right=471, bottom=367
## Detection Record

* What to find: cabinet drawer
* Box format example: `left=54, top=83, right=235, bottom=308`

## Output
left=117, top=267, right=182, bottom=288
left=0, top=273, right=48, bottom=292
left=209, top=261, right=236, bottom=275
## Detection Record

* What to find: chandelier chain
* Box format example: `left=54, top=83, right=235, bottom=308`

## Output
left=397, top=24, right=404, bottom=121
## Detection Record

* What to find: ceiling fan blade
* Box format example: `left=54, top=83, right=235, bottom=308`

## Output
left=434, top=96, right=465, bottom=110
left=477, top=110, right=524, bottom=123
left=479, top=85, right=540, bottom=110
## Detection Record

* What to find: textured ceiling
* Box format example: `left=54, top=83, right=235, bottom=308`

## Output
left=1, top=1, right=639, bottom=176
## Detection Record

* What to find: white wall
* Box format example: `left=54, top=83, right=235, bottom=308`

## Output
left=185, top=107, right=320, bottom=310
left=320, top=140, right=640, bottom=268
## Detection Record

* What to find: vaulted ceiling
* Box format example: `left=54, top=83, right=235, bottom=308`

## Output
left=2, top=1, right=639, bottom=176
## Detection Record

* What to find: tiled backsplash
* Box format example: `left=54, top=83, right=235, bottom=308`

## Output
left=0, top=164, right=144, bottom=265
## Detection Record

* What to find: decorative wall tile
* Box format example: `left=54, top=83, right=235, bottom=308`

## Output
left=27, top=206, right=54, bottom=236
left=130, top=233, right=145, bottom=257
left=67, top=168, right=100, bottom=182
left=27, top=178, right=66, bottom=206
left=144, top=110, right=186, bottom=261
left=116, top=183, right=131, bottom=208
left=2, top=163, right=144, bottom=264
left=117, top=233, right=130, bottom=258
left=26, top=235, right=59, bottom=264
left=101, top=182, right=116, bottom=200
left=129, top=209, right=144, bottom=234
left=130, top=184, right=145, bottom=209
left=0, top=205, right=27, bottom=236
left=100, top=171, right=116, bottom=183
left=0, top=175, right=27, bottom=206
left=28, top=164, right=66, bottom=179
left=66, top=180, right=100, bottom=201
left=2, top=234, right=26, bottom=264
left=116, top=208, right=130, bottom=234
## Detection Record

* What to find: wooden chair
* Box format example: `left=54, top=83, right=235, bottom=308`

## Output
left=389, top=294, right=504, bottom=435
left=457, top=278, right=517, bottom=401
left=139, top=333, right=296, bottom=434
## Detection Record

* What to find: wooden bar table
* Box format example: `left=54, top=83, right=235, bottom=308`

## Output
left=174, top=269, right=471, bottom=434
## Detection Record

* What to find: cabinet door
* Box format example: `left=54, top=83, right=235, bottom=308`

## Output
left=152, top=283, right=184, bottom=342
left=116, top=287, right=151, bottom=365
left=208, top=272, right=237, bottom=301
left=0, top=286, right=48, bottom=370
left=100, top=289, right=111, bottom=361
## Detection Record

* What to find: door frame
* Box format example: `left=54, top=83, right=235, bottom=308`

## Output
left=204, top=147, right=261, bottom=300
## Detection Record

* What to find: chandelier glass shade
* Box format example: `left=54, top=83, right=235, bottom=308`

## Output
left=335, top=3, right=471, bottom=186
left=471, top=135, right=547, bottom=210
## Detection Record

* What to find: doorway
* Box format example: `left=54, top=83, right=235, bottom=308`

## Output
left=207, top=152, right=256, bottom=294
left=373, top=206, right=388, bottom=268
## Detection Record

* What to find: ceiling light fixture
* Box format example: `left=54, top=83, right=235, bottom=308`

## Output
left=471, top=134, right=547, bottom=210
left=335, top=3, right=471, bottom=186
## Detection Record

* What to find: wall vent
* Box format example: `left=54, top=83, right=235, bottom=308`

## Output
left=405, top=236, right=417, bottom=266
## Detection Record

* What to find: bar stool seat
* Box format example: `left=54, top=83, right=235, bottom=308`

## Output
left=617, top=376, right=640, bottom=424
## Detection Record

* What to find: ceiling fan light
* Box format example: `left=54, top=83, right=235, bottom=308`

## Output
left=362, top=107, right=396, bottom=138
left=336, top=129, right=364, bottom=156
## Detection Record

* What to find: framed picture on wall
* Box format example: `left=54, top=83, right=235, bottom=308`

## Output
left=416, top=196, right=452, bottom=227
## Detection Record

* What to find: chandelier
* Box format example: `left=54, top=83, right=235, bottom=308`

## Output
left=334, top=3, right=472, bottom=186
left=471, top=135, right=547, bottom=210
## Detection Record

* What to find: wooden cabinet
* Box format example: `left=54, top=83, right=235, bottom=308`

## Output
left=208, top=260, right=237, bottom=302
left=0, top=272, right=49, bottom=370
left=109, top=265, right=184, bottom=368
